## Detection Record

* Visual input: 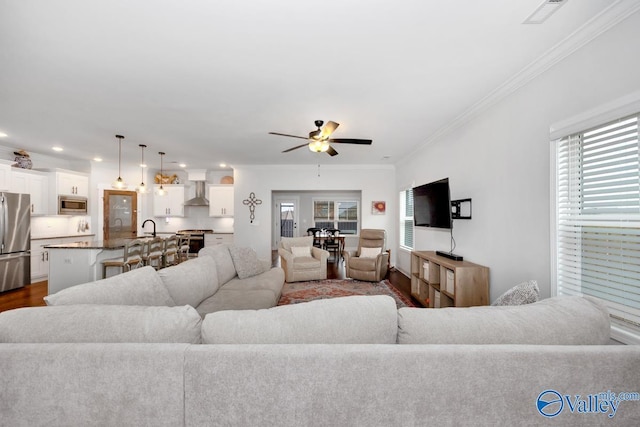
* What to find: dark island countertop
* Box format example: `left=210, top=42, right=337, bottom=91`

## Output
left=45, top=237, right=154, bottom=250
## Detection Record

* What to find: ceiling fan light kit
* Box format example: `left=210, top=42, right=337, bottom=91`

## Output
left=111, top=134, right=128, bottom=189
left=269, top=119, right=372, bottom=157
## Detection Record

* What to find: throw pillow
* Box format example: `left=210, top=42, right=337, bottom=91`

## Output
left=359, top=247, right=382, bottom=258
left=291, top=246, right=311, bottom=258
left=228, top=245, right=270, bottom=280
left=491, top=280, right=540, bottom=306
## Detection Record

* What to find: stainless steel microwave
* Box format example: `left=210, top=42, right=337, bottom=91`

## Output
left=58, top=196, right=88, bottom=214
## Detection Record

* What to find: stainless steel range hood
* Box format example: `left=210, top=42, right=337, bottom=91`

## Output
left=184, top=170, right=210, bottom=206
left=184, top=181, right=209, bottom=206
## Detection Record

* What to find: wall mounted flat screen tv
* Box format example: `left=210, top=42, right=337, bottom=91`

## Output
left=412, top=178, right=452, bottom=229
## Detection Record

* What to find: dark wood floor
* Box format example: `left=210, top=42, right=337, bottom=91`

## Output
left=0, top=256, right=416, bottom=313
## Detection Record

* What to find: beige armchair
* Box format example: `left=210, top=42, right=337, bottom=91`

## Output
left=343, top=229, right=389, bottom=282
left=278, top=236, right=329, bottom=283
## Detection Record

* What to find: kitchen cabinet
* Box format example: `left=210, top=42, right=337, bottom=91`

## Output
left=10, top=170, right=49, bottom=215
left=204, top=233, right=234, bottom=246
left=54, top=171, right=89, bottom=197
left=209, top=185, right=234, bottom=217
left=0, top=161, right=11, bottom=190
left=153, top=185, right=185, bottom=217
left=31, top=236, right=94, bottom=283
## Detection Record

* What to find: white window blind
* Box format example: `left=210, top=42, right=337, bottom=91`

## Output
left=555, top=114, right=640, bottom=338
left=400, top=189, right=414, bottom=249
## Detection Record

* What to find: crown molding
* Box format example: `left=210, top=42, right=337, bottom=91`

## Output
left=400, top=0, right=640, bottom=164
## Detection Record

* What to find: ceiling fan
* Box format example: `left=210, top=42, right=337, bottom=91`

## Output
left=269, top=120, right=372, bottom=156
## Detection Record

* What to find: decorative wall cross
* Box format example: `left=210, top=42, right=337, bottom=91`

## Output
left=242, top=192, right=262, bottom=223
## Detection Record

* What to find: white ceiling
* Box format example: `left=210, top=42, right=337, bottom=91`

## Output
left=0, top=0, right=628, bottom=169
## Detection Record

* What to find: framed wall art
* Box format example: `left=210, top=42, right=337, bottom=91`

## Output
left=372, top=201, right=386, bottom=215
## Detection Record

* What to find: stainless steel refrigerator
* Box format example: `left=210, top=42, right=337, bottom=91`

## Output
left=0, top=192, right=31, bottom=292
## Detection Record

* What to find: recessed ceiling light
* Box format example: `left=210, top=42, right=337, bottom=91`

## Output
left=179, top=163, right=186, bottom=168
left=93, top=157, right=103, bottom=162
left=219, top=163, right=227, bottom=168
left=523, top=0, right=568, bottom=24
left=0, top=132, right=8, bottom=138
left=52, top=146, right=64, bottom=152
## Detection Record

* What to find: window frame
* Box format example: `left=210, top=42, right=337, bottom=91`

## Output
left=551, top=110, right=640, bottom=345
left=399, top=189, right=414, bottom=250
left=312, top=198, right=360, bottom=235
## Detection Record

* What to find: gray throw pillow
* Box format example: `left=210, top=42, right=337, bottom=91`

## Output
left=228, top=245, right=269, bottom=279
left=491, top=280, right=539, bottom=306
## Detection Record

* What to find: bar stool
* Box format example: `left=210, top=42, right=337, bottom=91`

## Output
left=142, top=237, right=165, bottom=270
left=177, top=235, right=191, bottom=263
left=102, top=239, right=145, bottom=278
left=163, top=235, right=179, bottom=267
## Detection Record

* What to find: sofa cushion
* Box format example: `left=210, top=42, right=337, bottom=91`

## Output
left=158, top=256, right=220, bottom=307
left=201, top=295, right=398, bottom=344
left=397, top=296, right=610, bottom=345
left=196, top=289, right=279, bottom=316
left=228, top=245, right=270, bottom=279
left=280, top=236, right=313, bottom=251
left=359, top=247, right=381, bottom=258
left=292, top=256, right=321, bottom=270
left=198, top=245, right=237, bottom=284
left=221, top=267, right=285, bottom=299
left=291, top=246, right=311, bottom=258
left=0, top=305, right=202, bottom=343
left=492, top=280, right=539, bottom=306
left=44, top=266, right=175, bottom=306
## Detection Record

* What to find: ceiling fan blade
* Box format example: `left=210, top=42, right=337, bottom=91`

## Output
left=282, top=143, right=309, bottom=153
left=269, top=132, right=309, bottom=141
left=320, top=121, right=339, bottom=139
left=329, top=138, right=373, bottom=145
left=327, top=146, right=338, bottom=156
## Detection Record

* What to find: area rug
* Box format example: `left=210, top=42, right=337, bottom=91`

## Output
left=277, top=279, right=415, bottom=308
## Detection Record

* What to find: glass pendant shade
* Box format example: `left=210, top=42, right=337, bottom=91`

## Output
left=156, top=151, right=166, bottom=196
left=111, top=135, right=128, bottom=189
left=136, top=144, right=147, bottom=193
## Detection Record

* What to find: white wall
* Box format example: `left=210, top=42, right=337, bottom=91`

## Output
left=233, top=165, right=395, bottom=260
left=395, top=11, right=640, bottom=301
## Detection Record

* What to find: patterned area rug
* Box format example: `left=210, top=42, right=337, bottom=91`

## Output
left=277, top=279, right=415, bottom=308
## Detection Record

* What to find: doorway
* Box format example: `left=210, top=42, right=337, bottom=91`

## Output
left=103, top=190, right=138, bottom=240
left=273, top=197, right=299, bottom=248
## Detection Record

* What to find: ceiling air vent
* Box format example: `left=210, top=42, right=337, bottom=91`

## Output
left=523, top=0, right=569, bottom=24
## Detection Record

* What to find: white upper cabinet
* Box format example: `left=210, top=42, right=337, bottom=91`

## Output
left=55, top=171, right=89, bottom=197
left=209, top=185, right=234, bottom=217
left=153, top=185, right=185, bottom=217
left=0, top=161, right=11, bottom=191
left=10, top=170, right=49, bottom=215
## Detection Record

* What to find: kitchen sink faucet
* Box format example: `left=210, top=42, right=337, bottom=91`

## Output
left=142, top=219, right=156, bottom=237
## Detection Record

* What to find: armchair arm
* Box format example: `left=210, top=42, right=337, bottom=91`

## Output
left=375, top=251, right=390, bottom=278
left=277, top=248, right=294, bottom=276
left=311, top=246, right=330, bottom=263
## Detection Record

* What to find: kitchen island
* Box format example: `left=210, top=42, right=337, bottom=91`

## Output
left=45, top=238, right=150, bottom=295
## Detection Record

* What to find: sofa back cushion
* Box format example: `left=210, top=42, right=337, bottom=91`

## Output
left=397, top=296, right=610, bottom=345
left=0, top=305, right=202, bottom=343
left=201, top=295, right=398, bottom=344
left=158, top=256, right=219, bottom=307
left=198, top=245, right=237, bottom=284
left=44, top=266, right=175, bottom=306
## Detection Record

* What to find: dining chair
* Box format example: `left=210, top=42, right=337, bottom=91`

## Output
left=306, top=227, right=323, bottom=248
left=323, top=228, right=341, bottom=262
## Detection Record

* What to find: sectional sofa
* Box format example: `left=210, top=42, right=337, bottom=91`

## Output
left=1, top=246, right=639, bottom=426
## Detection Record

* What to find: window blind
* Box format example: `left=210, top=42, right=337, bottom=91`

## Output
left=556, top=114, right=640, bottom=335
left=400, top=189, right=414, bottom=249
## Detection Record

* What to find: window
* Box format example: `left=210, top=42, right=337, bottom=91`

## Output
left=313, top=199, right=359, bottom=234
left=400, top=189, right=414, bottom=249
left=554, top=114, right=640, bottom=343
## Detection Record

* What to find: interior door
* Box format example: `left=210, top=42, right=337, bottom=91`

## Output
left=103, top=190, right=137, bottom=240
left=273, top=197, right=299, bottom=248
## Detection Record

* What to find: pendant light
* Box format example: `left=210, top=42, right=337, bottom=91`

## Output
left=136, top=144, right=147, bottom=193
left=157, top=151, right=166, bottom=196
left=111, top=134, right=127, bottom=189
